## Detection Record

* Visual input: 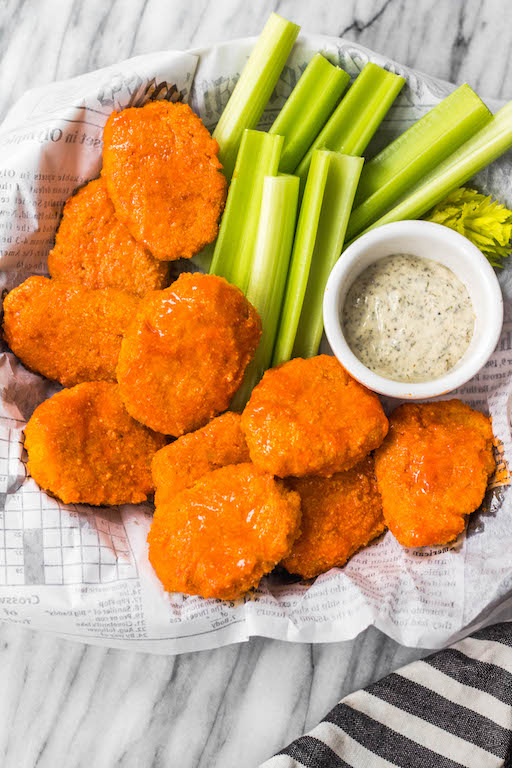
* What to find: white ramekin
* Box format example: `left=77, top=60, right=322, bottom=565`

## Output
left=323, top=220, right=504, bottom=399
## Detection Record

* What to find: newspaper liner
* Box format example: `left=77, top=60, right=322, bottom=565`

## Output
left=0, top=36, right=512, bottom=654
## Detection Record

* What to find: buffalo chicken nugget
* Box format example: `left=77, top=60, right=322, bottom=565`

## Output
left=117, top=273, right=261, bottom=436
left=282, top=456, right=385, bottom=579
left=3, top=277, right=138, bottom=387
left=374, top=400, right=495, bottom=547
left=148, top=463, right=301, bottom=600
left=102, top=101, right=227, bottom=261
left=48, top=178, right=169, bottom=297
left=152, top=412, right=250, bottom=506
left=241, top=355, right=388, bottom=477
left=24, top=382, right=166, bottom=505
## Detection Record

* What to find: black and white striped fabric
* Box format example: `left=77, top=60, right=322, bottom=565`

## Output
left=261, top=623, right=512, bottom=768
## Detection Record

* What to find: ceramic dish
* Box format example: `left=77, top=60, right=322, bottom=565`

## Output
left=323, top=220, right=504, bottom=399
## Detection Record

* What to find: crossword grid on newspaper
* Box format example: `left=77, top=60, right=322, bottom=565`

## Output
left=0, top=423, right=138, bottom=588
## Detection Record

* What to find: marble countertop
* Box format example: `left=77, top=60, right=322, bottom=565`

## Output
left=1, top=1, right=512, bottom=766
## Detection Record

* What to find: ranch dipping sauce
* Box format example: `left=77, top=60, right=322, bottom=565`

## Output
left=342, top=253, right=475, bottom=383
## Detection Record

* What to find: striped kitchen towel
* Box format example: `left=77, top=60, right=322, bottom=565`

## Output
left=261, top=622, right=512, bottom=768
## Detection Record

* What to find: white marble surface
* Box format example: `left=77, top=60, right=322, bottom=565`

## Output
left=1, top=1, right=512, bottom=766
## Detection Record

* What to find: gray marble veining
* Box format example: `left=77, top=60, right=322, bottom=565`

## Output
left=0, top=622, right=428, bottom=768
left=0, top=1, right=511, bottom=766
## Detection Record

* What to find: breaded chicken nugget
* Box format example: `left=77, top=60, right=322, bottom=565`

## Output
left=117, top=273, right=261, bottom=436
left=3, top=277, right=138, bottom=387
left=241, top=355, right=388, bottom=477
left=152, top=412, right=249, bottom=506
left=48, top=178, right=168, bottom=297
left=24, top=382, right=166, bottom=505
left=102, top=101, right=227, bottom=261
left=148, top=463, right=301, bottom=600
left=374, top=400, right=495, bottom=547
left=282, top=456, right=385, bottom=579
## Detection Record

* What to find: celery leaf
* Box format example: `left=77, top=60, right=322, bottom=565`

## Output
left=424, top=186, right=512, bottom=267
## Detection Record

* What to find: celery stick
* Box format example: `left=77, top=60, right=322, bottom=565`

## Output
left=272, top=150, right=331, bottom=366
left=295, top=62, right=405, bottom=190
left=346, top=84, right=492, bottom=239
left=349, top=100, right=512, bottom=240
left=232, top=175, right=299, bottom=409
left=213, top=13, right=300, bottom=180
left=269, top=53, right=350, bottom=173
left=293, top=154, right=364, bottom=359
left=209, top=130, right=283, bottom=291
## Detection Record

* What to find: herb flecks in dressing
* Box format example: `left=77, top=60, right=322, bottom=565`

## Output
left=342, top=254, right=475, bottom=383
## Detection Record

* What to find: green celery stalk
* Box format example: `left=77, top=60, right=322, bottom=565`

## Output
left=292, top=154, right=364, bottom=359
left=232, top=175, right=299, bottom=409
left=269, top=53, right=350, bottom=173
left=213, top=13, right=300, bottom=180
left=272, top=150, right=331, bottom=366
left=209, top=130, right=283, bottom=291
left=349, top=100, right=512, bottom=241
left=346, top=84, right=492, bottom=239
left=295, top=62, right=405, bottom=191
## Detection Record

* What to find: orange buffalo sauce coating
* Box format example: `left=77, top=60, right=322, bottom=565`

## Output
left=3, top=277, right=139, bottom=387
left=148, top=463, right=301, bottom=600
left=24, top=382, right=166, bottom=505
left=48, top=178, right=169, bottom=297
left=374, top=400, right=495, bottom=547
left=102, top=101, right=227, bottom=261
left=282, top=456, right=385, bottom=579
left=241, top=355, right=388, bottom=477
left=152, top=412, right=250, bottom=506
left=117, top=273, right=261, bottom=436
